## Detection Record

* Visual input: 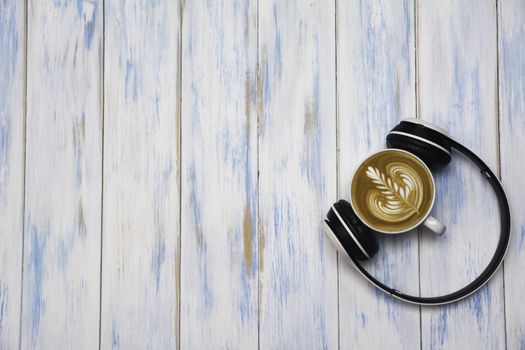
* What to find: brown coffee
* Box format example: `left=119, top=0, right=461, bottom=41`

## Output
left=350, top=149, right=434, bottom=233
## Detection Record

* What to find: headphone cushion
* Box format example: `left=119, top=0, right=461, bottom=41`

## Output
left=327, top=200, right=379, bottom=260
left=386, top=134, right=450, bottom=168
left=324, top=216, right=368, bottom=260
left=386, top=132, right=451, bottom=168
left=387, top=120, right=452, bottom=168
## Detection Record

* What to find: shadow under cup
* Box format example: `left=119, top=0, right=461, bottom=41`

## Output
left=350, top=149, right=435, bottom=234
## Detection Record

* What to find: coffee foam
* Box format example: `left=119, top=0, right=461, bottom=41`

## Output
left=351, top=150, right=434, bottom=233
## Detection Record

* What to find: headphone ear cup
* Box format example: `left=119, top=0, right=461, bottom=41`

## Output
left=326, top=200, right=379, bottom=261
left=386, top=134, right=450, bottom=168
left=386, top=121, right=452, bottom=168
left=336, top=200, right=379, bottom=257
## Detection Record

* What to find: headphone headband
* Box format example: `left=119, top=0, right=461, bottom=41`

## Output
left=346, top=123, right=511, bottom=305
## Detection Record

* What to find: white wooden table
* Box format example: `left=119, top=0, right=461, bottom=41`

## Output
left=1, top=0, right=524, bottom=349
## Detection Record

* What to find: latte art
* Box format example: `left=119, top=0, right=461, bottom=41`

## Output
left=365, top=163, right=424, bottom=222
left=350, top=149, right=435, bottom=233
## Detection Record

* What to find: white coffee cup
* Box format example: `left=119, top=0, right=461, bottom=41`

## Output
left=349, top=149, right=446, bottom=235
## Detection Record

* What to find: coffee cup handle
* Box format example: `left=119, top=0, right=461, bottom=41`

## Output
left=423, top=216, right=446, bottom=235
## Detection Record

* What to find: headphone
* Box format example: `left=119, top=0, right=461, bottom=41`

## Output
left=323, top=118, right=511, bottom=305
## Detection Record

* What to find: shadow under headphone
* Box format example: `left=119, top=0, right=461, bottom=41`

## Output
left=324, top=118, right=511, bottom=305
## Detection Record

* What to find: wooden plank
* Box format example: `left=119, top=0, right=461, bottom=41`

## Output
left=258, top=1, right=338, bottom=348
left=21, top=1, right=102, bottom=348
left=101, top=1, right=180, bottom=348
left=0, top=0, right=25, bottom=348
left=180, top=1, right=258, bottom=348
left=417, top=1, right=505, bottom=349
left=498, top=0, right=525, bottom=348
left=337, top=1, right=420, bottom=349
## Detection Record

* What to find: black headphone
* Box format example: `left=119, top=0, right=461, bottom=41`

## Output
left=323, top=118, right=511, bottom=305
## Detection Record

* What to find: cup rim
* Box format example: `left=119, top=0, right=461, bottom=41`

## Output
left=348, top=148, right=436, bottom=234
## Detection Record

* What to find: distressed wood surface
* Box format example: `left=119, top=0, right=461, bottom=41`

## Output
left=337, top=1, right=420, bottom=349
left=418, top=1, right=505, bottom=349
left=258, top=1, right=338, bottom=348
left=499, top=0, right=525, bottom=348
left=101, top=1, right=180, bottom=348
left=180, top=0, right=258, bottom=348
left=0, top=1, right=24, bottom=348
left=21, top=0, right=102, bottom=348
left=1, top=0, right=525, bottom=348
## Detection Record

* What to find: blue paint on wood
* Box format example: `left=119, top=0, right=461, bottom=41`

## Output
left=52, top=0, right=68, bottom=8
left=0, top=282, right=6, bottom=334
left=76, top=0, right=84, bottom=16
left=300, top=47, right=322, bottom=192
left=0, top=2, right=20, bottom=80
left=315, top=304, right=329, bottom=350
left=220, top=127, right=235, bottom=170
left=76, top=0, right=97, bottom=49
left=271, top=263, right=291, bottom=307
left=433, top=164, right=466, bottom=224
left=190, top=81, right=201, bottom=134
left=189, top=166, right=203, bottom=245
left=73, top=112, right=86, bottom=187
left=150, top=158, right=173, bottom=293
left=199, top=253, right=213, bottom=310
left=400, top=0, right=411, bottom=70
left=0, top=4, right=18, bottom=193
left=232, top=0, right=241, bottom=16
left=359, top=312, right=367, bottom=327
left=57, top=237, right=71, bottom=272
left=124, top=59, right=139, bottom=102
left=260, top=55, right=273, bottom=137
left=271, top=4, right=282, bottom=79
left=186, top=16, right=194, bottom=58
left=27, top=223, right=48, bottom=342
left=241, top=0, right=250, bottom=44
left=437, top=308, right=448, bottom=347
left=150, top=241, right=166, bottom=294
left=83, top=5, right=97, bottom=49
left=111, top=321, right=120, bottom=349
left=518, top=226, right=525, bottom=250
left=501, top=25, right=525, bottom=129
left=469, top=288, right=490, bottom=326
left=451, top=56, right=465, bottom=116
left=204, top=0, right=214, bottom=11
left=449, top=54, right=486, bottom=147
left=368, top=246, right=407, bottom=323
left=468, top=284, right=491, bottom=324
left=356, top=0, right=409, bottom=143
left=0, top=120, right=11, bottom=191
left=268, top=200, right=296, bottom=308
left=238, top=267, right=251, bottom=321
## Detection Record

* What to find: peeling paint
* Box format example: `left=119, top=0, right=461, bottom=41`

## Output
left=242, top=205, right=254, bottom=275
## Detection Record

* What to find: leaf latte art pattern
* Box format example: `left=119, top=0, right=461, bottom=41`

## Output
left=364, top=163, right=424, bottom=223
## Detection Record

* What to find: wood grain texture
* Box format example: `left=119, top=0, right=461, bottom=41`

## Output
left=418, top=1, right=505, bottom=349
left=101, top=1, right=180, bottom=348
left=258, top=1, right=338, bottom=348
left=180, top=0, right=258, bottom=348
left=337, top=1, right=420, bottom=349
left=499, top=0, right=525, bottom=349
left=0, top=0, right=24, bottom=348
left=21, top=0, right=102, bottom=348
left=2, top=0, right=524, bottom=348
